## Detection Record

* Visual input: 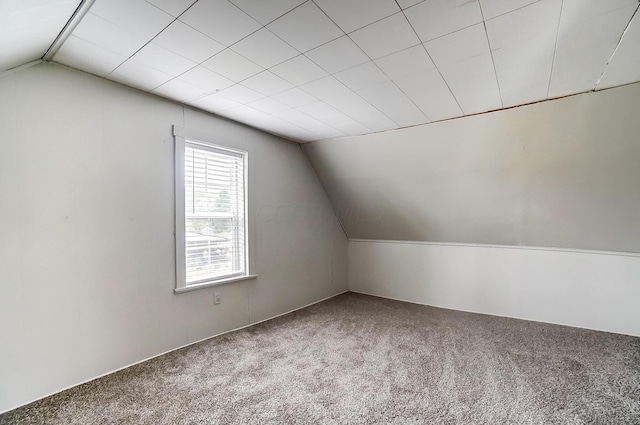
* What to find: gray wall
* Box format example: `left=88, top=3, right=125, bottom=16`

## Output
left=0, top=63, right=347, bottom=413
left=304, top=82, right=640, bottom=253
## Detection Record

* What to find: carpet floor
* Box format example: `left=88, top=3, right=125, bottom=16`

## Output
left=1, top=292, right=639, bottom=424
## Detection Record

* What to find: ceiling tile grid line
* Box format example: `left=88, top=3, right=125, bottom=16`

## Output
left=595, top=3, right=640, bottom=91
left=153, top=0, right=451, bottom=112
left=479, top=0, right=544, bottom=22
left=298, top=1, right=448, bottom=128
left=478, top=1, right=504, bottom=109
left=396, top=4, right=465, bottom=115
left=120, top=0, right=437, bottom=112
left=545, top=0, right=565, bottom=99
left=60, top=1, right=481, bottom=121
left=100, top=1, right=331, bottom=106
left=101, top=0, right=314, bottom=94
left=299, top=13, right=415, bottom=129
left=30, top=0, right=640, bottom=142
left=287, top=2, right=405, bottom=130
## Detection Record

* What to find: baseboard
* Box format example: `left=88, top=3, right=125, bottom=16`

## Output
left=1, top=290, right=349, bottom=415
left=347, top=290, right=635, bottom=338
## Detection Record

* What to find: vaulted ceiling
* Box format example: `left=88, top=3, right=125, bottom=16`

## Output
left=2, top=0, right=640, bottom=142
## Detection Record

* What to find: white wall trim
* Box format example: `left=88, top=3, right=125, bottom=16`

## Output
left=348, top=240, right=640, bottom=337
left=349, top=238, right=640, bottom=258
left=42, top=0, right=97, bottom=61
left=0, top=290, right=349, bottom=415
left=348, top=289, right=630, bottom=337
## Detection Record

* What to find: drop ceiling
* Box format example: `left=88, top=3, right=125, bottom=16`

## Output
left=2, top=0, right=640, bottom=142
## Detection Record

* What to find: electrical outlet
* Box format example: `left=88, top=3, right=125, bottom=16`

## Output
left=214, top=292, right=221, bottom=305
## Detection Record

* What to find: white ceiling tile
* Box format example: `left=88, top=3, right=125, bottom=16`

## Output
left=397, top=0, right=424, bottom=9
left=217, top=84, right=264, bottom=103
left=486, top=0, right=561, bottom=105
left=229, top=0, right=306, bottom=25
left=72, top=12, right=147, bottom=57
left=405, top=0, right=483, bottom=42
left=426, top=22, right=490, bottom=64
left=270, top=55, right=328, bottom=86
left=132, top=43, right=197, bottom=76
left=108, top=58, right=174, bottom=91
left=426, top=23, right=502, bottom=114
left=219, top=105, right=274, bottom=126
left=272, top=88, right=318, bottom=107
left=500, top=82, right=550, bottom=107
left=241, top=71, right=294, bottom=96
left=259, top=120, right=310, bottom=139
left=152, top=78, right=209, bottom=101
left=301, top=76, right=352, bottom=101
left=187, top=92, right=241, bottom=112
left=549, top=0, right=638, bottom=97
left=335, top=62, right=389, bottom=91
left=558, top=0, right=638, bottom=24
left=271, top=108, right=342, bottom=134
left=356, top=81, right=427, bottom=127
left=91, top=0, right=173, bottom=39
left=286, top=131, right=317, bottom=142
left=350, top=12, right=420, bottom=59
left=314, top=0, right=400, bottom=33
left=267, top=2, right=343, bottom=52
left=247, top=97, right=291, bottom=114
left=53, top=35, right=126, bottom=78
left=394, top=68, right=463, bottom=121
left=491, top=34, right=556, bottom=107
left=307, top=127, right=346, bottom=139
left=359, top=116, right=400, bottom=132
left=144, top=0, right=196, bottom=17
left=374, top=45, right=435, bottom=80
left=179, top=66, right=234, bottom=92
left=598, top=10, right=640, bottom=89
left=332, top=120, right=371, bottom=136
left=153, top=21, right=225, bottom=63
left=1, top=0, right=77, bottom=38
left=297, top=102, right=355, bottom=126
left=305, top=36, right=369, bottom=73
left=328, top=93, right=398, bottom=129
left=202, top=49, right=264, bottom=82
left=486, top=0, right=561, bottom=50
left=179, top=0, right=261, bottom=46
left=440, top=54, right=502, bottom=114
left=231, top=28, right=299, bottom=69
left=480, top=0, right=539, bottom=20
left=0, top=0, right=79, bottom=71
left=258, top=121, right=316, bottom=141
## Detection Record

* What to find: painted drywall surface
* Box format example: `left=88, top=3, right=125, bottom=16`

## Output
left=0, top=63, right=347, bottom=413
left=349, top=240, right=640, bottom=337
left=303, top=83, right=640, bottom=253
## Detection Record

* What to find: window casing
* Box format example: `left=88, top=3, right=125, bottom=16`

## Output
left=174, top=127, right=254, bottom=292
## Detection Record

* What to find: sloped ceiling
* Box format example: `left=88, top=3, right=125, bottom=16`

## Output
left=0, top=0, right=82, bottom=71
left=2, top=0, right=640, bottom=143
left=303, top=82, right=640, bottom=253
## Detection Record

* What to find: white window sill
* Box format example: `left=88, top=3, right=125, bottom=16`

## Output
left=174, top=274, right=258, bottom=294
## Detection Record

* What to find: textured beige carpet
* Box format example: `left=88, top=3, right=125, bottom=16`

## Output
left=2, top=292, right=639, bottom=424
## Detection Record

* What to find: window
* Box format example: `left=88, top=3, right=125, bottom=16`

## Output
left=174, top=126, right=255, bottom=292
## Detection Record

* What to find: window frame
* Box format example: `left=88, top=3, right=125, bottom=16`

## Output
left=173, top=125, right=257, bottom=293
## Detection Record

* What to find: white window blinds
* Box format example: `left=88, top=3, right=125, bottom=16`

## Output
left=184, top=142, right=247, bottom=285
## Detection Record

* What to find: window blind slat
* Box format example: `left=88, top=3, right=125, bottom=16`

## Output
left=184, top=143, right=246, bottom=284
